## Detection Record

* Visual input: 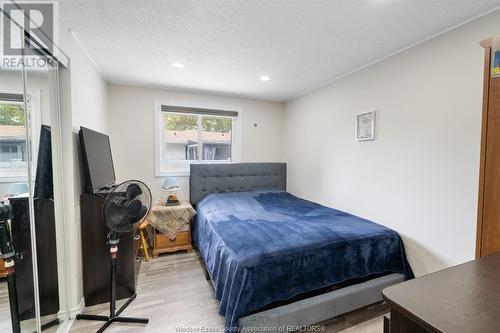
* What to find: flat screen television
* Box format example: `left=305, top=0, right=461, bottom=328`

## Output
left=34, top=125, right=53, bottom=199
left=79, top=126, right=116, bottom=194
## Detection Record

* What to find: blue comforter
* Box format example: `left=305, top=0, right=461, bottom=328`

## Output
left=192, top=191, right=413, bottom=330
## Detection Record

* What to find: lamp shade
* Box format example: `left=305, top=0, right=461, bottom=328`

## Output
left=162, top=177, right=180, bottom=191
left=7, top=183, right=29, bottom=195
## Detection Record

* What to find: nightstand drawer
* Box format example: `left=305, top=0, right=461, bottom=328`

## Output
left=155, top=230, right=190, bottom=248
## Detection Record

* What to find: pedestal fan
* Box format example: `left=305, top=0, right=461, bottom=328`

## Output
left=76, top=180, right=151, bottom=333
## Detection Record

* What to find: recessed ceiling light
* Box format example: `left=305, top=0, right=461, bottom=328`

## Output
left=260, top=76, right=270, bottom=81
left=172, top=62, right=184, bottom=68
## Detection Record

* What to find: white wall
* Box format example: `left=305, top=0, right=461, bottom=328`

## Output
left=58, top=25, right=108, bottom=315
left=284, top=9, right=500, bottom=277
left=107, top=84, right=284, bottom=201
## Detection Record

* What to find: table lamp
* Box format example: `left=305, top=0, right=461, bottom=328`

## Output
left=6, top=183, right=29, bottom=197
left=162, top=177, right=180, bottom=205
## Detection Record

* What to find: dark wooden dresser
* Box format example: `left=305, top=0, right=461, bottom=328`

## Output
left=80, top=192, right=141, bottom=306
left=9, top=196, right=59, bottom=320
left=383, top=253, right=500, bottom=333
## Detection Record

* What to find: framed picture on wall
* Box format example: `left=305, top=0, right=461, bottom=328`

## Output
left=356, top=111, right=376, bottom=141
left=492, top=49, right=500, bottom=78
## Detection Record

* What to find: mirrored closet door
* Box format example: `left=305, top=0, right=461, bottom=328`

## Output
left=0, top=16, right=34, bottom=333
left=0, top=9, right=69, bottom=333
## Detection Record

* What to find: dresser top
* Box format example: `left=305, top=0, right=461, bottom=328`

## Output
left=383, top=253, right=500, bottom=333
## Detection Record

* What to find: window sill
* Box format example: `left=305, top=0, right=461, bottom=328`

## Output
left=155, top=160, right=233, bottom=178
left=0, top=173, right=30, bottom=183
left=155, top=170, right=190, bottom=178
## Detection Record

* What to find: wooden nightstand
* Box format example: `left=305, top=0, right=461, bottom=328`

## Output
left=148, top=202, right=196, bottom=258
left=152, top=226, right=192, bottom=258
left=0, top=258, right=7, bottom=278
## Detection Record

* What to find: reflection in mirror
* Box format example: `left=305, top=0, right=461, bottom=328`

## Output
left=0, top=20, right=38, bottom=333
left=24, top=60, right=65, bottom=333
left=1, top=10, right=69, bottom=333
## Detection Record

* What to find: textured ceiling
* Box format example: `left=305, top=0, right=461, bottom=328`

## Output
left=58, top=0, right=500, bottom=102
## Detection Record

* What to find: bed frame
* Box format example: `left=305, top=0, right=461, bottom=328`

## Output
left=190, top=162, right=287, bottom=205
left=190, top=163, right=405, bottom=332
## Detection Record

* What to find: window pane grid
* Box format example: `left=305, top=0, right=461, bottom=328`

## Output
left=201, top=115, right=231, bottom=161
left=161, top=111, right=235, bottom=170
left=0, top=101, right=28, bottom=177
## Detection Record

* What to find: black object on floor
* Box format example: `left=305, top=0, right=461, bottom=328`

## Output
left=77, top=181, right=151, bottom=333
left=80, top=192, right=138, bottom=306
left=0, top=202, right=20, bottom=333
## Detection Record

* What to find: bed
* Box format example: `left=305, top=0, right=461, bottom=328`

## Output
left=190, top=163, right=413, bottom=332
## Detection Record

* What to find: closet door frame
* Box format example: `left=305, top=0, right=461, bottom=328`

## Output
left=477, top=36, right=500, bottom=258
left=1, top=7, right=71, bottom=332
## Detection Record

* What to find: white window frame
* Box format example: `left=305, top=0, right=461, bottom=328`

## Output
left=0, top=90, right=41, bottom=183
left=155, top=99, right=242, bottom=177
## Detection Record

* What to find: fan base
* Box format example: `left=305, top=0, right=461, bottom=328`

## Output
left=76, top=293, right=149, bottom=333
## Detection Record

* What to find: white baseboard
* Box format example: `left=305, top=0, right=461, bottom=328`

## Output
left=56, top=318, right=74, bottom=333
left=52, top=298, right=84, bottom=332
left=69, top=298, right=85, bottom=318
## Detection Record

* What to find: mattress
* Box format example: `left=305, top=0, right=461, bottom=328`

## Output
left=192, top=190, right=413, bottom=329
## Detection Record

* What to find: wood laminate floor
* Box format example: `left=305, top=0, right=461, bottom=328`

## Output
left=1, top=252, right=388, bottom=332
left=0, top=282, right=59, bottom=333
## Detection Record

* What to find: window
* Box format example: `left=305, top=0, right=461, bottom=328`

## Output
left=156, top=102, right=240, bottom=175
left=0, top=92, right=41, bottom=182
left=0, top=97, right=28, bottom=180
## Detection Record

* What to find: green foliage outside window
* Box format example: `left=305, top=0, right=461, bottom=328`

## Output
left=164, top=113, right=231, bottom=133
left=164, top=114, right=198, bottom=131
left=202, top=116, right=231, bottom=133
left=0, top=103, right=25, bottom=125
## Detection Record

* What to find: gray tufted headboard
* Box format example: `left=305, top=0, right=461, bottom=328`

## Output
left=189, top=163, right=286, bottom=205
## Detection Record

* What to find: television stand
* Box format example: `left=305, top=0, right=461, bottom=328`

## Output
left=80, top=193, right=141, bottom=306
left=95, top=184, right=118, bottom=196
left=8, top=196, right=60, bottom=320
